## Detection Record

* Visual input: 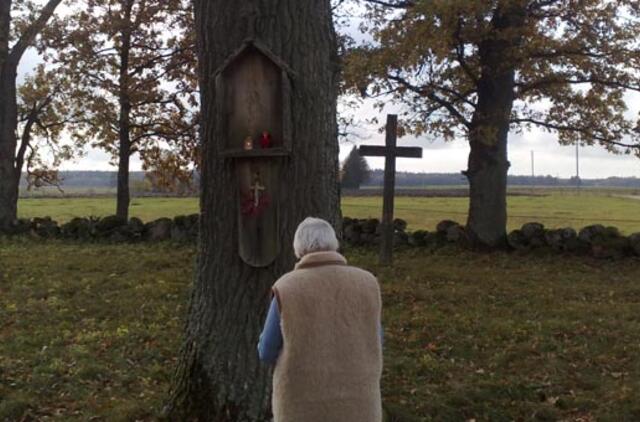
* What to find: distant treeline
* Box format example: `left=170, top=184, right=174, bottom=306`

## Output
left=20, top=171, right=146, bottom=188
left=363, top=170, right=640, bottom=188
left=20, top=170, right=640, bottom=189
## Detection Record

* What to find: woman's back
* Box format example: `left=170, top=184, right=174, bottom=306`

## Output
left=272, top=251, right=383, bottom=422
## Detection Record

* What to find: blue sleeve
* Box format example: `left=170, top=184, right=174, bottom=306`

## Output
left=258, top=297, right=283, bottom=364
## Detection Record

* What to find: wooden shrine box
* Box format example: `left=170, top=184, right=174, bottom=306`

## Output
left=214, top=40, right=294, bottom=267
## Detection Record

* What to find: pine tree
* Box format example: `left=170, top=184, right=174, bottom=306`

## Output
left=341, top=145, right=370, bottom=189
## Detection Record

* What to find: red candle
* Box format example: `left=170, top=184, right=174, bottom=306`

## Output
left=260, top=131, right=272, bottom=148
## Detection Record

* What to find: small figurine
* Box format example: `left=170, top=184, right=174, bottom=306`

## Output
left=243, top=136, right=254, bottom=150
left=259, top=131, right=272, bottom=149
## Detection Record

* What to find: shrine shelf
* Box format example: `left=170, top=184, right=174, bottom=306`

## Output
left=220, top=147, right=290, bottom=159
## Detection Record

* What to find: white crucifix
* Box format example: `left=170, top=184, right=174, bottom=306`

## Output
left=250, top=176, right=266, bottom=208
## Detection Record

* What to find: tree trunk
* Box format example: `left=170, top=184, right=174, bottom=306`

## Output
left=0, top=0, right=62, bottom=229
left=0, top=61, right=19, bottom=229
left=0, top=1, right=10, bottom=67
left=115, top=126, right=131, bottom=220
left=465, top=7, right=524, bottom=248
left=116, top=1, right=133, bottom=221
left=166, top=0, right=340, bottom=420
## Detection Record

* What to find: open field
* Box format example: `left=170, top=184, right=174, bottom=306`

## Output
left=19, top=187, right=119, bottom=198
left=18, top=197, right=199, bottom=224
left=343, top=193, right=640, bottom=234
left=1, top=240, right=639, bottom=420
left=16, top=190, right=640, bottom=233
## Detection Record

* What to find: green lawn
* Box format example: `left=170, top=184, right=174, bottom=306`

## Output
left=1, top=240, right=639, bottom=421
left=17, top=191, right=640, bottom=234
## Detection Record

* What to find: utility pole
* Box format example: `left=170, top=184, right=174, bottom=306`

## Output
left=531, top=150, right=535, bottom=178
left=575, top=142, right=580, bottom=189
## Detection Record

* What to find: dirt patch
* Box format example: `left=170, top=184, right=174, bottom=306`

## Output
left=618, top=195, right=640, bottom=201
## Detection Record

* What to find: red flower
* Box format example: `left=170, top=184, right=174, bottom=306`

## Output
left=241, top=192, right=271, bottom=216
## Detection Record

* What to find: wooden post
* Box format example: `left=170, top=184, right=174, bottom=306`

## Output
left=380, top=115, right=398, bottom=265
left=359, top=114, right=422, bottom=266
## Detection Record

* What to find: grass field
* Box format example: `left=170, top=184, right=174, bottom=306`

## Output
left=18, top=197, right=199, bottom=224
left=344, top=193, right=640, bottom=234
left=1, top=240, right=639, bottom=421
left=16, top=190, right=640, bottom=233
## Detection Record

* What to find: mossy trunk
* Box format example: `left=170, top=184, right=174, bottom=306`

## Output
left=166, top=0, right=340, bottom=421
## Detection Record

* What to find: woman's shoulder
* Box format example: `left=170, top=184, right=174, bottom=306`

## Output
left=344, top=264, right=378, bottom=281
left=274, top=263, right=379, bottom=290
left=272, top=269, right=303, bottom=290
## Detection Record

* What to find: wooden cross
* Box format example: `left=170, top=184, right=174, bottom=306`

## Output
left=359, top=114, right=422, bottom=265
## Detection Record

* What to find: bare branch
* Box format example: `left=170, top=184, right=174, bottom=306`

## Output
left=517, top=76, right=640, bottom=95
left=9, top=0, right=63, bottom=63
left=512, top=118, right=640, bottom=149
left=365, top=0, right=415, bottom=8
left=528, top=0, right=563, bottom=10
left=453, top=17, right=479, bottom=84
left=387, top=74, right=473, bottom=128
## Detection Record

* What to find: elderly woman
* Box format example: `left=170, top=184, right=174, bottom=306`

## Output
left=258, top=217, right=383, bottom=422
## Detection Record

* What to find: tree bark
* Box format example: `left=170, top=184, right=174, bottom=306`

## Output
left=166, top=0, right=340, bottom=420
left=1, top=1, right=17, bottom=229
left=116, top=0, right=133, bottom=221
left=465, top=6, right=524, bottom=248
left=0, top=61, right=19, bottom=229
left=115, top=121, right=131, bottom=220
left=0, top=1, right=10, bottom=67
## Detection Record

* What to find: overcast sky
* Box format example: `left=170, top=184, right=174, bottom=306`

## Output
left=16, top=5, right=640, bottom=179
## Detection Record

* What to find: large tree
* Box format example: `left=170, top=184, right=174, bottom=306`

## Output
left=43, top=0, right=197, bottom=220
left=166, top=0, right=340, bottom=420
left=0, top=0, right=63, bottom=229
left=344, top=0, right=640, bottom=247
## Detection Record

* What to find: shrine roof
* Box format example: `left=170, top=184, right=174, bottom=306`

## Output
left=213, top=38, right=296, bottom=78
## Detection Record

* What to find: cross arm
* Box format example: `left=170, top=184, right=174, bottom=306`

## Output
left=358, top=145, right=423, bottom=158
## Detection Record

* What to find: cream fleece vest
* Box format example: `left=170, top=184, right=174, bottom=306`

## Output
left=272, top=251, right=383, bottom=422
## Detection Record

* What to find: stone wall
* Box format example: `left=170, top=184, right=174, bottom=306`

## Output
left=342, top=217, right=640, bottom=259
left=1, top=215, right=199, bottom=243
left=2, top=215, right=640, bottom=259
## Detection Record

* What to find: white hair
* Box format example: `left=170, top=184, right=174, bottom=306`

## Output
left=293, top=217, right=339, bottom=258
